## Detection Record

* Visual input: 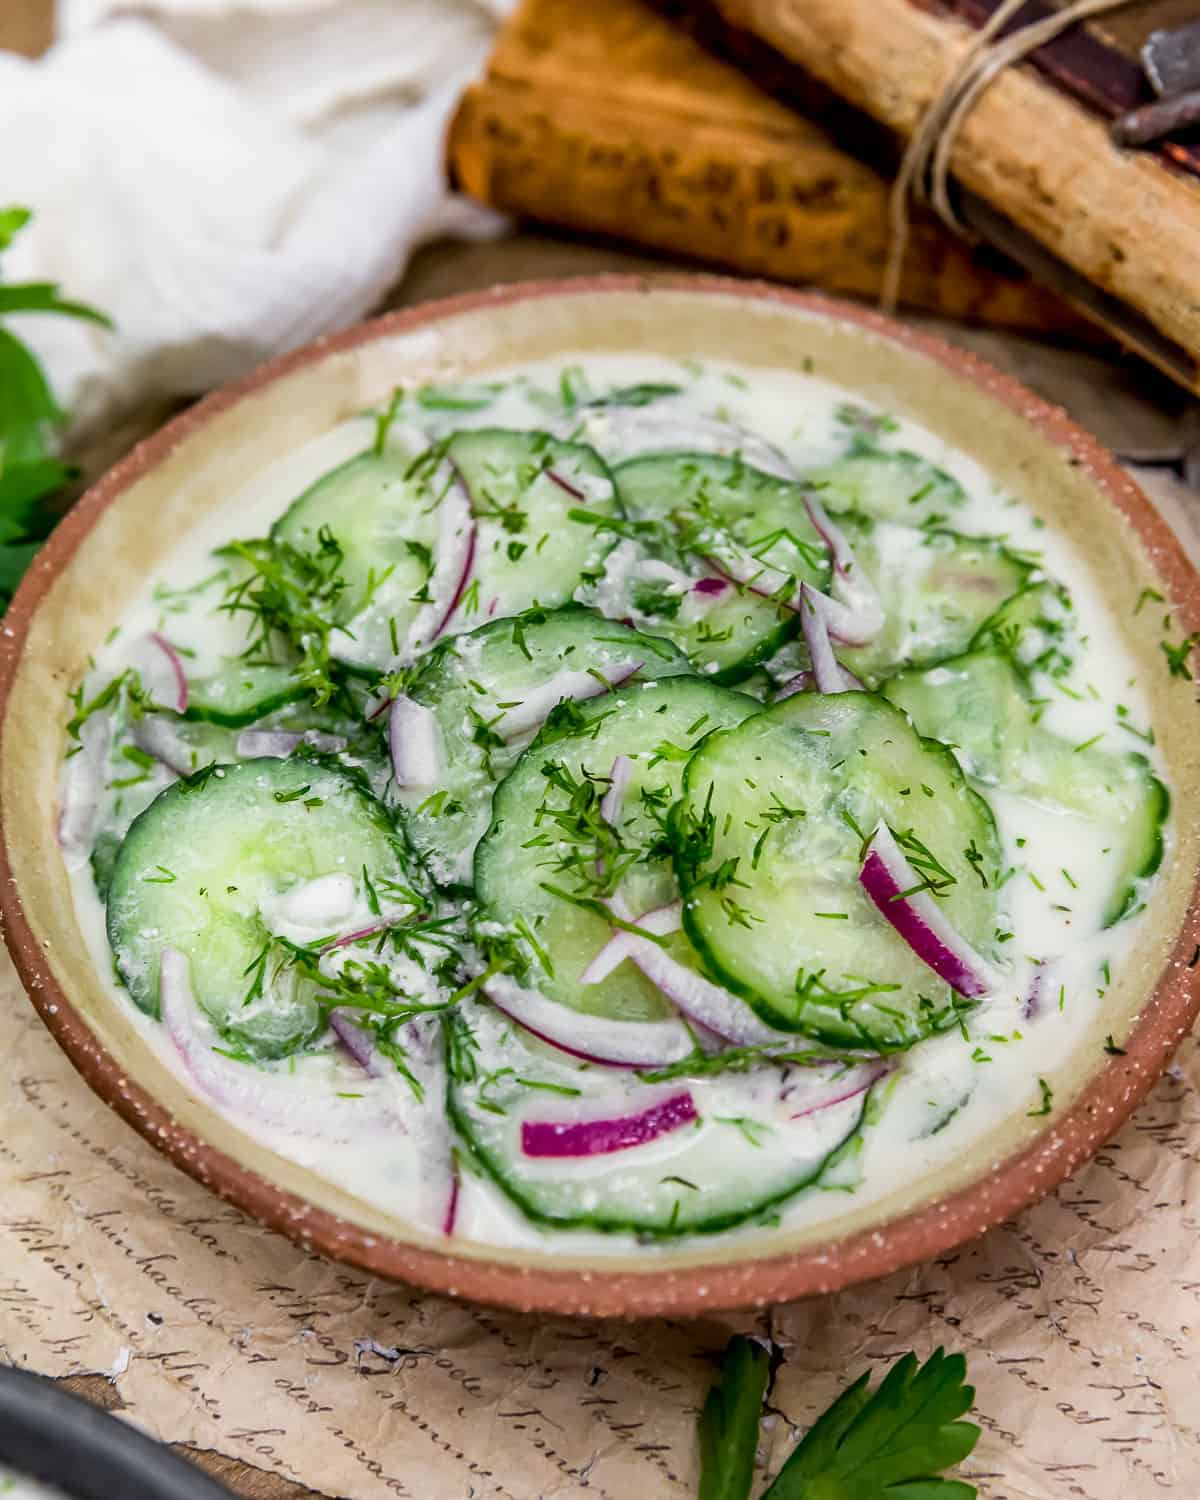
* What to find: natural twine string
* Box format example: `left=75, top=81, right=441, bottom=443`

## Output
left=883, top=0, right=1146, bottom=312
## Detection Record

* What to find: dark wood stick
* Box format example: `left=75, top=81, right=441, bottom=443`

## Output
left=1112, top=88, right=1200, bottom=147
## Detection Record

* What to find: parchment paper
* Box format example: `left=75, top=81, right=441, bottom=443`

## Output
left=2, top=245, right=1200, bottom=1498
left=2, top=937, right=1198, bottom=1500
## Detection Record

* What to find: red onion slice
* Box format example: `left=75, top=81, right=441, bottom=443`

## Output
left=442, top=1166, right=460, bottom=1237
left=237, top=728, right=348, bottom=758
left=365, top=690, right=392, bottom=723
left=329, top=1008, right=392, bottom=1078
left=124, top=632, right=190, bottom=714
left=776, top=664, right=865, bottom=701
left=521, top=1089, right=697, bottom=1158
left=691, top=575, right=731, bottom=604
left=330, top=1010, right=458, bottom=1232
left=798, top=584, right=861, bottom=694
left=149, top=632, right=189, bottom=713
left=324, top=913, right=413, bottom=950
left=128, top=632, right=187, bottom=712
left=599, top=753, right=633, bottom=828
left=786, top=1062, right=889, bottom=1119
left=859, top=825, right=1000, bottom=1000
left=389, top=695, right=442, bottom=788
left=598, top=892, right=789, bottom=1046
left=1022, top=961, right=1055, bottom=1020
left=624, top=929, right=794, bottom=1047
left=496, top=660, right=643, bottom=742
left=803, top=495, right=884, bottom=640
left=775, top=670, right=814, bottom=701
left=57, top=713, right=112, bottom=859
left=810, top=592, right=880, bottom=649
left=131, top=714, right=196, bottom=776
left=580, top=901, right=682, bottom=986
left=407, top=463, right=477, bottom=652
left=546, top=467, right=584, bottom=501
left=485, top=975, right=694, bottom=1068
left=159, top=948, right=392, bottom=1137
left=705, top=551, right=879, bottom=648
left=622, top=560, right=730, bottom=620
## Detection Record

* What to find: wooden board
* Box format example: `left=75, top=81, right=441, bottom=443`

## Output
left=448, top=0, right=1090, bottom=334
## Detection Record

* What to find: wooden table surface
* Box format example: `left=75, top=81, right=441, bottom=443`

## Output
left=1, top=7, right=1195, bottom=1500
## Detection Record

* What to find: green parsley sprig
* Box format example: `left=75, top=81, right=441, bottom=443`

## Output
left=699, top=1337, right=980, bottom=1499
left=699, top=1336, right=771, bottom=1500
left=0, top=207, right=111, bottom=613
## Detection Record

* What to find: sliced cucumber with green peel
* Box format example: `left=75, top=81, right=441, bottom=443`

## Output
left=883, top=649, right=1167, bottom=925
left=445, top=427, right=620, bottom=621
left=583, top=542, right=800, bottom=684
left=106, top=758, right=418, bottom=1057
left=447, top=1000, right=870, bottom=1236
left=968, top=579, right=1076, bottom=678
left=272, top=438, right=441, bottom=651
left=807, top=445, right=966, bottom=526
left=396, top=605, right=689, bottom=889
left=185, top=661, right=307, bottom=727
left=609, top=453, right=833, bottom=680
left=674, top=692, right=1003, bottom=1049
left=837, top=520, right=1030, bottom=686
left=475, top=676, right=757, bottom=1023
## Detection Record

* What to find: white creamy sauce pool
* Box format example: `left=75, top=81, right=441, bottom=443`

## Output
left=64, top=354, right=1166, bottom=1256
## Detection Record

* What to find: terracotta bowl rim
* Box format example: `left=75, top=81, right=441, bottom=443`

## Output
left=2, top=273, right=1198, bottom=1317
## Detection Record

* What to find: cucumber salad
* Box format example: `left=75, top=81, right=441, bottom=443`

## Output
left=59, top=356, right=1169, bottom=1253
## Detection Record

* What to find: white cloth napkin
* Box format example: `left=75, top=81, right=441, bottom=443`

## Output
left=0, top=0, right=513, bottom=441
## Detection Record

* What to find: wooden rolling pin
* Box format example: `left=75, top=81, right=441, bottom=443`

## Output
left=449, top=0, right=1091, bottom=336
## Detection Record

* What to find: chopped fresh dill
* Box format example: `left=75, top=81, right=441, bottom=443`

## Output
left=1027, top=1077, right=1054, bottom=1116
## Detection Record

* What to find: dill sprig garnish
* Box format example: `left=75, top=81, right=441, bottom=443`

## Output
left=217, top=525, right=349, bottom=707
left=524, top=758, right=639, bottom=900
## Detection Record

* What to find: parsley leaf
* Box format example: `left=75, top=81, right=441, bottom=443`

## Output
left=697, top=1343, right=979, bottom=1500
left=0, top=207, right=110, bottom=612
left=761, top=1348, right=979, bottom=1499
left=0, top=283, right=111, bottom=326
left=698, top=1336, right=770, bottom=1500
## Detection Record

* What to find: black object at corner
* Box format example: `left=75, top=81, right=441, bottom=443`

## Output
left=0, top=1365, right=234, bottom=1500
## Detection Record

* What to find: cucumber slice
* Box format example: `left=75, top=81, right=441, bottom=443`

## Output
left=272, top=438, right=441, bottom=655
left=883, top=649, right=1167, bottom=926
left=447, top=1000, right=869, bottom=1236
left=839, top=521, right=1030, bottom=685
left=807, top=445, right=966, bottom=526
left=761, top=521, right=1031, bottom=690
left=675, top=693, right=1002, bottom=1050
left=397, top=605, right=689, bottom=889
left=90, top=830, right=123, bottom=902
left=106, top=758, right=418, bottom=1057
left=475, top=676, right=758, bottom=1023
left=445, top=428, right=620, bottom=622
left=969, top=579, right=1076, bottom=678
left=564, top=402, right=793, bottom=478
left=608, top=453, right=833, bottom=680
left=185, top=661, right=307, bottom=727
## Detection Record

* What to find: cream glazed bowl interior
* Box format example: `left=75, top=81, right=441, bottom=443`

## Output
left=2, top=276, right=1199, bottom=1316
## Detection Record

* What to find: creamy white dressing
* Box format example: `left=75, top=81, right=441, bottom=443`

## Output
left=63, top=353, right=1167, bottom=1258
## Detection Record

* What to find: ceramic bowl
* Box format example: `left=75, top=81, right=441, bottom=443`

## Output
left=2, top=277, right=1198, bottom=1316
